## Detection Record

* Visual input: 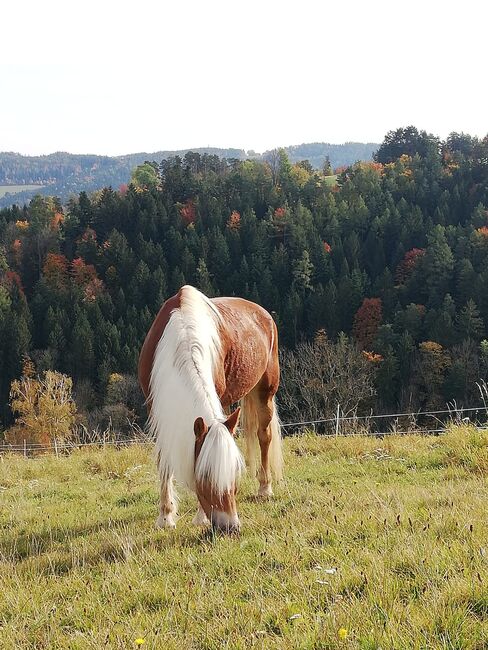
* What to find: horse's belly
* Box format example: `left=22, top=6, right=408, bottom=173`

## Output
left=220, top=335, right=269, bottom=406
left=212, top=296, right=275, bottom=407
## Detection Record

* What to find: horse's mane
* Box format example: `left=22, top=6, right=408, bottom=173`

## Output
left=148, top=285, right=244, bottom=492
left=195, top=421, right=245, bottom=494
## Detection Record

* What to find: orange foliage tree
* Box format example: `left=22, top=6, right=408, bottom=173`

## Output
left=1, top=270, right=25, bottom=297
left=43, top=253, right=69, bottom=292
left=179, top=199, right=196, bottom=225
left=352, top=298, right=383, bottom=350
left=226, top=210, right=241, bottom=231
left=70, top=258, right=104, bottom=302
left=395, top=248, right=426, bottom=284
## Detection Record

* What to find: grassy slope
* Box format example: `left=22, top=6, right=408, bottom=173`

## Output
left=323, top=174, right=338, bottom=187
left=0, top=184, right=43, bottom=198
left=0, top=427, right=487, bottom=649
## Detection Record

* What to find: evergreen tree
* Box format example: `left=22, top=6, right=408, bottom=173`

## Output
left=195, top=259, right=214, bottom=297
left=456, top=299, right=484, bottom=342
left=423, top=226, right=454, bottom=307
left=292, top=250, right=314, bottom=294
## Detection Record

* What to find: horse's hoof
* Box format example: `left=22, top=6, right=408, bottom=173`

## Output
left=257, top=484, right=273, bottom=499
left=192, top=510, right=210, bottom=526
left=155, top=514, right=176, bottom=529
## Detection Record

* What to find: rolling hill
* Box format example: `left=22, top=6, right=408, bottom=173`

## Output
left=0, top=142, right=378, bottom=207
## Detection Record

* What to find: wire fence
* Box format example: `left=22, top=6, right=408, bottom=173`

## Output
left=1, top=403, right=487, bottom=457
left=281, top=404, right=488, bottom=436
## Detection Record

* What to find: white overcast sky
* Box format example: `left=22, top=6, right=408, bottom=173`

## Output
left=1, top=0, right=487, bottom=156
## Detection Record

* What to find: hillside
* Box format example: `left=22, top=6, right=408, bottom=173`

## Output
left=1, top=126, right=487, bottom=431
left=0, top=142, right=378, bottom=208
left=1, top=426, right=487, bottom=648
left=267, top=142, right=379, bottom=171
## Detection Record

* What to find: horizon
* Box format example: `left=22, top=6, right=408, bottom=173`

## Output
left=1, top=1, right=487, bottom=156
left=0, top=139, right=383, bottom=159
left=2, top=121, right=486, bottom=162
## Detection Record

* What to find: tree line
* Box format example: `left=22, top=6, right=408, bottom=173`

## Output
left=0, top=143, right=378, bottom=209
left=1, top=126, right=488, bottom=436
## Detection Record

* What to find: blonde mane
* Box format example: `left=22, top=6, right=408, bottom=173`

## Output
left=148, top=285, right=243, bottom=493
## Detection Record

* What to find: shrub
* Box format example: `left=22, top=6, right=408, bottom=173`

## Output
left=5, top=362, right=76, bottom=447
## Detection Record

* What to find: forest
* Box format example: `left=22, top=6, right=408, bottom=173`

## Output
left=1, top=126, right=488, bottom=437
left=0, top=142, right=377, bottom=209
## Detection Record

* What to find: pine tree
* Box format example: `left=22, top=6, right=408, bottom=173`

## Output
left=456, top=299, right=484, bottom=342
left=423, top=226, right=454, bottom=307
left=195, top=259, right=214, bottom=297
left=292, top=250, right=314, bottom=294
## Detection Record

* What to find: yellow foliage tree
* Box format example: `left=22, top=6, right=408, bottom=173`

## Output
left=6, top=363, right=77, bottom=448
left=291, top=163, right=311, bottom=188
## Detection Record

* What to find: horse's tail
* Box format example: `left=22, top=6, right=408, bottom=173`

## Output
left=268, top=398, right=283, bottom=481
left=240, top=393, right=283, bottom=482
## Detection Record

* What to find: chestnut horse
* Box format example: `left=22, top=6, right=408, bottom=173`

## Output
left=138, top=285, right=282, bottom=534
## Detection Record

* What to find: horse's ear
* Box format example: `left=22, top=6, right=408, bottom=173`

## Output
left=194, top=417, right=207, bottom=438
left=224, top=407, right=241, bottom=436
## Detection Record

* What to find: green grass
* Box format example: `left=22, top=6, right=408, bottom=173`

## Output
left=323, top=174, right=338, bottom=186
left=0, top=184, right=43, bottom=198
left=0, top=426, right=487, bottom=649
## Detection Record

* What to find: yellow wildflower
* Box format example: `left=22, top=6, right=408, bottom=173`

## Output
left=135, top=639, right=146, bottom=646
left=338, top=627, right=348, bottom=640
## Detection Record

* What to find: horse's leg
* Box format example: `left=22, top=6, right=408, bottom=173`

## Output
left=155, top=473, right=177, bottom=529
left=256, top=395, right=275, bottom=498
left=192, top=505, right=210, bottom=526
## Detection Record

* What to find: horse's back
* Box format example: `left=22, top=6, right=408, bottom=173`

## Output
left=139, top=288, right=278, bottom=406
left=212, top=296, right=279, bottom=405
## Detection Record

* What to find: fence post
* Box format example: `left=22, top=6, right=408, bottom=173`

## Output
left=24, top=439, right=27, bottom=458
left=335, top=404, right=340, bottom=436
left=54, top=437, right=59, bottom=458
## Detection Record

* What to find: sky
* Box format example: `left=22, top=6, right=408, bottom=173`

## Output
left=1, top=0, right=487, bottom=157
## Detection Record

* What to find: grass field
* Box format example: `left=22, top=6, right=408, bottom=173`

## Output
left=323, top=174, right=338, bottom=186
left=0, top=184, right=43, bottom=198
left=0, top=426, right=487, bottom=649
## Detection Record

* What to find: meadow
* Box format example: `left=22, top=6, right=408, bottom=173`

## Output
left=0, top=425, right=487, bottom=649
left=0, top=184, right=43, bottom=198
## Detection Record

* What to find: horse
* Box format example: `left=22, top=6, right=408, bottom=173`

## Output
left=138, top=285, right=282, bottom=534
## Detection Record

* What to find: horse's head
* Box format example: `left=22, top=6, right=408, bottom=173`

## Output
left=194, top=408, right=243, bottom=534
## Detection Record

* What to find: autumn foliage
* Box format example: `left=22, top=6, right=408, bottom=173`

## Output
left=352, top=298, right=383, bottom=349
left=50, top=212, right=64, bottom=230
left=362, top=351, right=384, bottom=363
left=2, top=270, right=24, bottom=295
left=395, top=248, right=426, bottom=284
left=180, top=199, right=197, bottom=225
left=70, top=257, right=104, bottom=301
left=71, top=257, right=97, bottom=284
left=226, top=210, right=241, bottom=231
left=5, top=360, right=77, bottom=448
left=43, top=253, right=69, bottom=291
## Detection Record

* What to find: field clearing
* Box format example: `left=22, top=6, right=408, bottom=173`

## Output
left=323, top=174, right=338, bottom=186
left=0, top=426, right=487, bottom=649
left=0, top=184, right=43, bottom=198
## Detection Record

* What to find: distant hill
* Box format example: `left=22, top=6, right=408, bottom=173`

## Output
left=0, top=142, right=378, bottom=207
left=277, top=142, right=379, bottom=170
